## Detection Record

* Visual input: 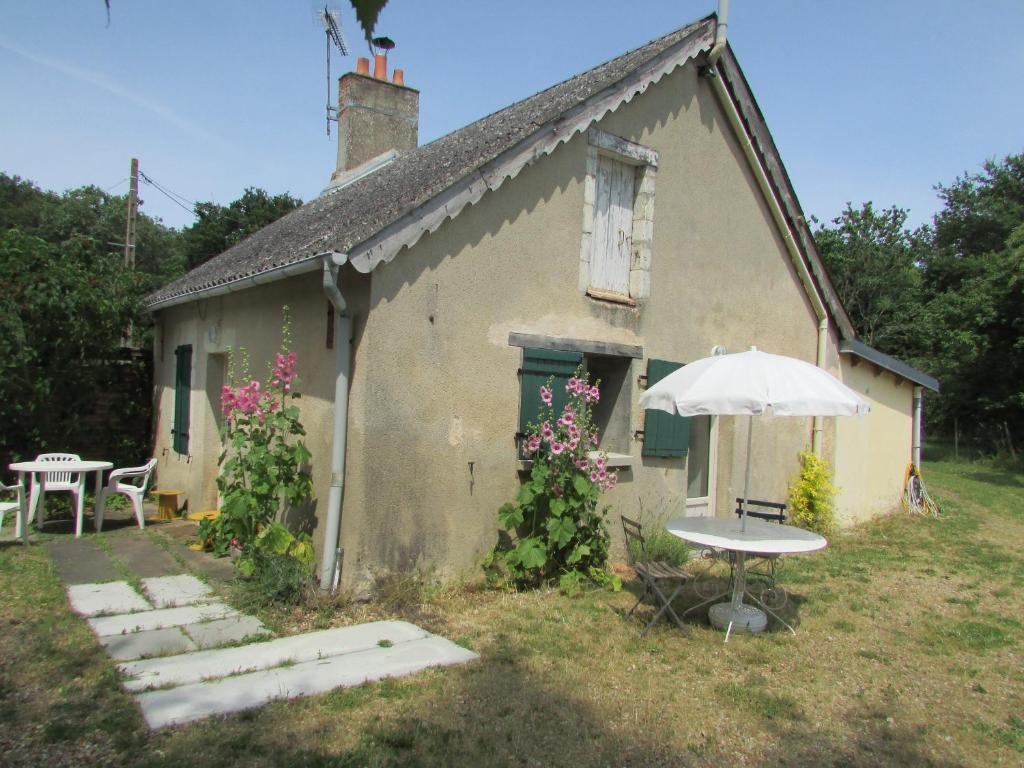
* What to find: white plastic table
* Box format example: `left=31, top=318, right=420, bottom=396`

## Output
left=8, top=460, right=113, bottom=542
left=665, top=516, right=826, bottom=640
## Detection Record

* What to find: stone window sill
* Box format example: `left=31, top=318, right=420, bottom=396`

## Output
left=517, top=452, right=635, bottom=473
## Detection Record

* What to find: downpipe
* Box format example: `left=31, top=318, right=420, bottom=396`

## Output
left=320, top=253, right=352, bottom=592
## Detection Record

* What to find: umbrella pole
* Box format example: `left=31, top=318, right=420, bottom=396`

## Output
left=741, top=415, right=753, bottom=532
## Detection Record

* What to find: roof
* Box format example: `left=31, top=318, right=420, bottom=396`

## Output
left=144, top=13, right=856, bottom=347
left=840, top=339, right=940, bottom=391
left=146, top=16, right=716, bottom=308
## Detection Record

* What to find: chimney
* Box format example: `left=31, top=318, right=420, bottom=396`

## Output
left=331, top=52, right=419, bottom=183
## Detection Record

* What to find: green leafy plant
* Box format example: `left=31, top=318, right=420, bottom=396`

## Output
left=488, top=369, right=619, bottom=590
left=200, top=307, right=313, bottom=558
left=787, top=450, right=839, bottom=537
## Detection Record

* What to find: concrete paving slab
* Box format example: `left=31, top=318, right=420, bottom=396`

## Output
left=46, top=539, right=119, bottom=585
left=88, top=602, right=237, bottom=636
left=185, top=615, right=271, bottom=649
left=119, top=621, right=429, bottom=692
left=136, top=635, right=479, bottom=728
left=142, top=575, right=212, bottom=608
left=104, top=535, right=180, bottom=579
left=67, top=581, right=151, bottom=617
left=100, top=627, right=197, bottom=661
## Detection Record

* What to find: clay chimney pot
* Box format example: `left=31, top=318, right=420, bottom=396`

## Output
left=355, top=57, right=370, bottom=75
left=373, top=54, right=387, bottom=80
left=391, top=69, right=405, bottom=86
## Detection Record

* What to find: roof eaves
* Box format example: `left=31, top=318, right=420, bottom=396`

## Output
left=840, top=340, right=940, bottom=391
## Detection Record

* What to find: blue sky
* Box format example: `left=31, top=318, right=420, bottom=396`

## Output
left=2, top=1, right=1022, bottom=231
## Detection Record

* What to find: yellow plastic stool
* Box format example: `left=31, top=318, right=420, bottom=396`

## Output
left=153, top=490, right=186, bottom=521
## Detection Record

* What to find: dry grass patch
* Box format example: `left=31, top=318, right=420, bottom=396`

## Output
left=0, top=455, right=1021, bottom=766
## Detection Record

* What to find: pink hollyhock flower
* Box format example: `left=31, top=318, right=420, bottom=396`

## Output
left=568, top=437, right=579, bottom=450
left=597, top=469, right=608, bottom=481
left=527, top=435, right=542, bottom=453
left=590, top=471, right=600, bottom=482
left=575, top=458, right=589, bottom=469
left=588, top=386, right=600, bottom=403
left=540, top=385, right=552, bottom=405
left=550, top=441, right=565, bottom=455
left=566, top=377, right=578, bottom=393
left=595, top=456, right=606, bottom=470
left=568, top=424, right=580, bottom=439
left=541, top=421, right=554, bottom=441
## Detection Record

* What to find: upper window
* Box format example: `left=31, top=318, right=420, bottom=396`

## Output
left=590, top=155, right=636, bottom=297
left=580, top=129, right=658, bottom=305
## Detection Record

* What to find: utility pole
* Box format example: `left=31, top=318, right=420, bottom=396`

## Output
left=124, top=158, right=139, bottom=268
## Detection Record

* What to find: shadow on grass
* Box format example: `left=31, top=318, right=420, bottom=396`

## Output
left=616, top=569, right=811, bottom=637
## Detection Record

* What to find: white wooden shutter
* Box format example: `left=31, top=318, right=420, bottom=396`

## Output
left=590, top=155, right=635, bottom=296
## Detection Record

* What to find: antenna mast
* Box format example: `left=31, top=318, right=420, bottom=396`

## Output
left=315, top=5, right=349, bottom=136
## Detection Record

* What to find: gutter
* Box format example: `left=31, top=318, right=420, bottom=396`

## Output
left=318, top=252, right=352, bottom=592
left=146, top=255, right=326, bottom=312
left=704, top=1, right=829, bottom=455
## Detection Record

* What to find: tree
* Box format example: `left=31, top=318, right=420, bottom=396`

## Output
left=917, top=155, right=1024, bottom=451
left=814, top=202, right=930, bottom=353
left=0, top=228, right=143, bottom=464
left=180, top=188, right=301, bottom=270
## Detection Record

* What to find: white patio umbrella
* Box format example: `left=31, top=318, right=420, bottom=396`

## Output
left=639, top=347, right=869, bottom=530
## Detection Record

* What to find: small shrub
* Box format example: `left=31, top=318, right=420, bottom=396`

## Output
left=787, top=450, right=838, bottom=537
left=239, top=551, right=312, bottom=606
left=630, top=525, right=692, bottom=567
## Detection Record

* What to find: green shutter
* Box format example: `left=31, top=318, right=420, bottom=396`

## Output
left=642, top=358, right=690, bottom=457
left=173, top=345, right=192, bottom=455
left=519, top=347, right=583, bottom=435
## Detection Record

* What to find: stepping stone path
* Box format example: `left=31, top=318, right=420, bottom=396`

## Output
left=51, top=525, right=477, bottom=729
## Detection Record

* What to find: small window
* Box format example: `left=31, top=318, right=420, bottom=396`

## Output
left=590, top=155, right=636, bottom=297
left=580, top=129, right=658, bottom=304
left=642, top=358, right=689, bottom=458
left=584, top=353, right=632, bottom=454
left=518, top=347, right=582, bottom=451
left=517, top=346, right=633, bottom=457
left=173, top=344, right=192, bottom=455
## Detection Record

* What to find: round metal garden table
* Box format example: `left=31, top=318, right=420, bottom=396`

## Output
left=665, top=516, right=826, bottom=640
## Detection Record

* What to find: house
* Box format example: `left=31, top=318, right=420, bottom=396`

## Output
left=145, top=14, right=938, bottom=591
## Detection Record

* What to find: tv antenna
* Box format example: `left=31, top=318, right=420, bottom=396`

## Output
left=314, top=4, right=349, bottom=136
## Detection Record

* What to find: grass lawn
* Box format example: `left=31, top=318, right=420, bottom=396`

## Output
left=1, top=454, right=1022, bottom=767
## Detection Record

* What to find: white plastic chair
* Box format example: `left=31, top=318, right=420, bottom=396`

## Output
left=96, top=459, right=158, bottom=531
left=29, top=453, right=85, bottom=533
left=1, top=477, right=22, bottom=534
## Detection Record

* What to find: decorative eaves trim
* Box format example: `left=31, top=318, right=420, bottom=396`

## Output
left=348, top=23, right=714, bottom=273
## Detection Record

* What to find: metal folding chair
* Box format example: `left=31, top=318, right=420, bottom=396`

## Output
left=621, top=516, right=689, bottom=634
left=733, top=498, right=787, bottom=586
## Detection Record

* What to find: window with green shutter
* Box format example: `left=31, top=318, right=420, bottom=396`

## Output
left=172, top=345, right=192, bottom=455
left=642, top=358, right=689, bottom=457
left=518, top=348, right=583, bottom=442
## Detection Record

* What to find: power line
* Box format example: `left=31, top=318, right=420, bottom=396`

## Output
left=138, top=171, right=254, bottom=229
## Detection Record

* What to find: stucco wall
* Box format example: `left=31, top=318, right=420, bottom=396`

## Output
left=151, top=272, right=355, bottom=555
left=337, top=61, right=834, bottom=587
left=834, top=358, right=913, bottom=524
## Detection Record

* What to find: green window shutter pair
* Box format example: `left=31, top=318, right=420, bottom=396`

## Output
left=173, top=345, right=192, bottom=455
left=518, top=348, right=583, bottom=435
left=642, top=358, right=689, bottom=457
